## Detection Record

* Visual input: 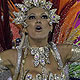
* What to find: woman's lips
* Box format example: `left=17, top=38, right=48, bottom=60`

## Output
left=35, top=25, right=42, bottom=32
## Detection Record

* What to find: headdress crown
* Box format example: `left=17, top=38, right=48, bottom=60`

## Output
left=13, top=0, right=60, bottom=27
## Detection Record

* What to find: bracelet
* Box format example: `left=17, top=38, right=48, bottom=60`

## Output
left=70, top=44, right=80, bottom=61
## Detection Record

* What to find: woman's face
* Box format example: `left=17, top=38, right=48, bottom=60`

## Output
left=25, top=7, right=52, bottom=40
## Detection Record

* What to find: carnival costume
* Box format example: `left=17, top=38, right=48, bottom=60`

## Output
left=0, top=0, right=80, bottom=80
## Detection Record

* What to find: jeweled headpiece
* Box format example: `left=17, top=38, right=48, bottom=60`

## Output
left=13, top=0, right=60, bottom=28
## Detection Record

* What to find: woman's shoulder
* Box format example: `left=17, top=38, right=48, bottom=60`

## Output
left=0, top=49, right=17, bottom=54
left=56, top=44, right=72, bottom=53
left=0, top=49, right=18, bottom=75
left=0, top=49, right=18, bottom=66
left=56, top=44, right=72, bottom=64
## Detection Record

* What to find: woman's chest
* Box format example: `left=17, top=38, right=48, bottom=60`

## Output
left=18, top=54, right=62, bottom=80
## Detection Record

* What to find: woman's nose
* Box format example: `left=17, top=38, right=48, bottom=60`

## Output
left=36, top=19, right=42, bottom=24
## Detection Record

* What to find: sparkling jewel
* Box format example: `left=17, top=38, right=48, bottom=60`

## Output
left=45, top=1, right=52, bottom=10
left=49, top=72, right=54, bottom=80
left=23, top=72, right=66, bottom=80
left=34, top=53, right=39, bottom=60
left=36, top=74, right=42, bottom=80
left=25, top=73, right=32, bottom=80
left=30, top=46, right=50, bottom=67
left=0, top=57, right=3, bottom=63
left=34, top=60, right=39, bottom=67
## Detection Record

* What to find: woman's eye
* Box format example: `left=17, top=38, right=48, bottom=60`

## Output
left=28, top=15, right=36, bottom=20
left=41, top=15, right=48, bottom=19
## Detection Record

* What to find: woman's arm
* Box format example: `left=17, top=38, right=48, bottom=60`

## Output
left=0, top=49, right=18, bottom=79
left=57, top=44, right=80, bottom=78
left=57, top=44, right=80, bottom=63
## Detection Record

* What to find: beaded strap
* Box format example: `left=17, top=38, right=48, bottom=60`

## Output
left=13, top=47, right=22, bottom=80
left=49, top=42, right=63, bottom=69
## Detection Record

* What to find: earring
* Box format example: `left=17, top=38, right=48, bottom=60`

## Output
left=24, top=33, right=29, bottom=47
left=25, top=32, right=28, bottom=35
left=50, top=30, right=52, bottom=33
left=49, top=21, right=52, bottom=26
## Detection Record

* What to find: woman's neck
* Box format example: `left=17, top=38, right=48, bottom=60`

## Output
left=28, top=37, right=48, bottom=47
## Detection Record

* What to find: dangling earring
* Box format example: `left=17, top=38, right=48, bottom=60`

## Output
left=50, top=30, right=53, bottom=33
left=23, top=32, right=29, bottom=58
left=25, top=32, right=28, bottom=35
left=23, top=31, right=29, bottom=47
left=19, top=32, right=26, bottom=49
left=49, top=21, right=52, bottom=26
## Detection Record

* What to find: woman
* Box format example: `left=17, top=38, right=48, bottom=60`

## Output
left=0, top=0, right=80, bottom=80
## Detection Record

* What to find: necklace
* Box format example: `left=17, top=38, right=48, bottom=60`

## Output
left=29, top=45, right=50, bottom=67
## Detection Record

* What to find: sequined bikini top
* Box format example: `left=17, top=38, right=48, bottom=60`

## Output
left=15, top=42, right=69, bottom=80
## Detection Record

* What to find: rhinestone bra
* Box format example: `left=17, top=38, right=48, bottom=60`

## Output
left=15, top=42, right=69, bottom=80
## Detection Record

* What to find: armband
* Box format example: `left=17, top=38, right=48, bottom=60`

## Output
left=70, top=45, right=80, bottom=61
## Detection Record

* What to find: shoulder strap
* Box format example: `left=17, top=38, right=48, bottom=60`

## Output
left=49, top=42, right=63, bottom=69
left=13, top=47, right=22, bottom=80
